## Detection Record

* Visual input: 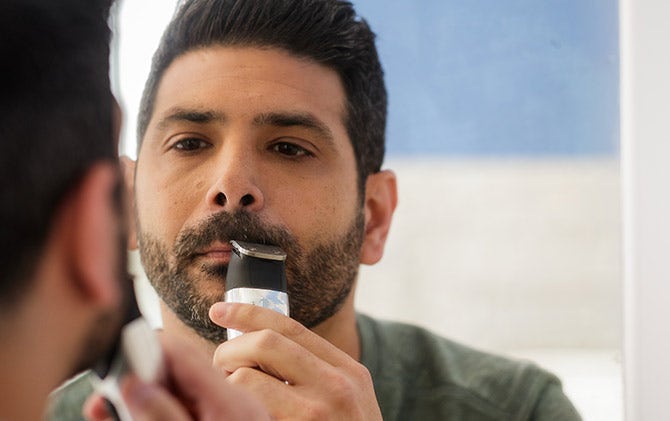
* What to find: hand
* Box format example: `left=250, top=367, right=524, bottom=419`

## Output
left=84, top=334, right=271, bottom=421
left=209, top=302, right=382, bottom=420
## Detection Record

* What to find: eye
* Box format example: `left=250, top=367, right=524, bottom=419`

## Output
left=271, top=142, right=314, bottom=158
left=172, top=137, right=210, bottom=152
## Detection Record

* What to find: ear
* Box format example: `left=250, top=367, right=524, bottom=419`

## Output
left=120, top=156, right=138, bottom=250
left=360, top=170, right=398, bottom=265
left=65, top=162, right=122, bottom=308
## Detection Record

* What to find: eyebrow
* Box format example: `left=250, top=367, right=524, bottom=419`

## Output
left=155, top=107, right=226, bottom=131
left=253, top=111, right=336, bottom=146
left=155, top=108, right=337, bottom=147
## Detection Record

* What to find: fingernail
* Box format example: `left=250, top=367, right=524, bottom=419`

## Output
left=121, top=376, right=154, bottom=410
left=209, top=301, right=228, bottom=320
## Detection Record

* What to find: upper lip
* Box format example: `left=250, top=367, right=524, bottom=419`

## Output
left=194, top=241, right=233, bottom=257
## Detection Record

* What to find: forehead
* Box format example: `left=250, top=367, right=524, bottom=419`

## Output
left=148, top=46, right=348, bottom=136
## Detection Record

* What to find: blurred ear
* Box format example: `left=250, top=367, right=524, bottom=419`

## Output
left=119, top=156, right=138, bottom=250
left=65, top=162, right=122, bottom=308
left=360, top=170, right=398, bottom=265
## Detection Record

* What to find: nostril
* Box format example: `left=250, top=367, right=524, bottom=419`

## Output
left=215, top=192, right=226, bottom=206
left=240, top=194, right=255, bottom=207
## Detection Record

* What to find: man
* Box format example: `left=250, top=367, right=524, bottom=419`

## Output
left=53, top=0, right=582, bottom=419
left=0, top=1, right=269, bottom=420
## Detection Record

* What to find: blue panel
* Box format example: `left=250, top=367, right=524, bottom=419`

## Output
left=353, top=0, right=620, bottom=156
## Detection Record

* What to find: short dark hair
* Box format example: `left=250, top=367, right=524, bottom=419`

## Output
left=0, top=0, right=116, bottom=305
left=138, top=0, right=387, bottom=190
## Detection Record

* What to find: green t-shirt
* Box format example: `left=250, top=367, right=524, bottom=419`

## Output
left=357, top=313, right=581, bottom=420
left=47, top=314, right=581, bottom=420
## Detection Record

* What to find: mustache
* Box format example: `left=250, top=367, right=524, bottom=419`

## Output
left=172, top=211, right=300, bottom=262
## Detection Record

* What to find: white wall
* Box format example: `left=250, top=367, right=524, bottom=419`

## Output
left=113, top=0, right=179, bottom=158
left=357, top=158, right=621, bottom=352
left=620, top=1, right=670, bottom=420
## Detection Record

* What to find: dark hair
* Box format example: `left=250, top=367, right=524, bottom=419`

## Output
left=0, top=0, right=116, bottom=305
left=138, top=0, right=387, bottom=190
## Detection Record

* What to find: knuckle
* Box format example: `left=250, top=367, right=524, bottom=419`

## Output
left=302, top=400, right=330, bottom=421
left=212, top=344, right=230, bottom=369
left=325, top=370, right=358, bottom=408
left=254, top=328, right=283, bottom=350
left=227, top=366, right=258, bottom=384
left=351, top=361, right=374, bottom=386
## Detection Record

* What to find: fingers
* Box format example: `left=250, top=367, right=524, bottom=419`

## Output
left=87, top=335, right=271, bottom=421
left=221, top=352, right=374, bottom=419
left=213, top=330, right=379, bottom=420
left=209, top=302, right=382, bottom=420
left=82, top=394, right=114, bottom=421
left=209, top=302, right=351, bottom=368
left=225, top=367, right=302, bottom=419
left=213, top=327, right=328, bottom=386
left=159, top=335, right=272, bottom=420
left=84, top=383, right=193, bottom=421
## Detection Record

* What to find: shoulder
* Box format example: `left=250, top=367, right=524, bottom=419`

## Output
left=46, top=371, right=95, bottom=421
left=357, top=314, right=581, bottom=420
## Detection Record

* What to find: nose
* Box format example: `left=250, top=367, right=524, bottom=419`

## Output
left=205, top=151, right=264, bottom=213
left=214, top=191, right=257, bottom=207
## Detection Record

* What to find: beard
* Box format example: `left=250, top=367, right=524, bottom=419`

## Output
left=139, top=210, right=365, bottom=344
left=74, top=307, right=123, bottom=376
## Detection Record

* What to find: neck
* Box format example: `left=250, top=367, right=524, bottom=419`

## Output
left=0, top=307, right=75, bottom=421
left=0, top=242, right=102, bottom=421
left=0, top=344, right=49, bottom=421
left=159, top=288, right=360, bottom=361
left=311, top=291, right=360, bottom=360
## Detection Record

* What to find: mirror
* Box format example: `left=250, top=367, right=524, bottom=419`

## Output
left=112, top=2, right=622, bottom=419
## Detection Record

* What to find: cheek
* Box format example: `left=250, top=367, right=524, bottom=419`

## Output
left=135, top=171, right=202, bottom=240
left=276, top=177, right=359, bottom=244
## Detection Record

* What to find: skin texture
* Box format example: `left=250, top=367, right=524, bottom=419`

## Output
left=128, top=46, right=398, bottom=419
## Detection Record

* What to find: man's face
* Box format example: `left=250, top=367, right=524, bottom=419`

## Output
left=135, top=46, right=364, bottom=343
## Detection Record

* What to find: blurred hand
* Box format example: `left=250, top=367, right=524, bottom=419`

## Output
left=84, top=334, right=271, bottom=421
left=210, top=302, right=382, bottom=421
